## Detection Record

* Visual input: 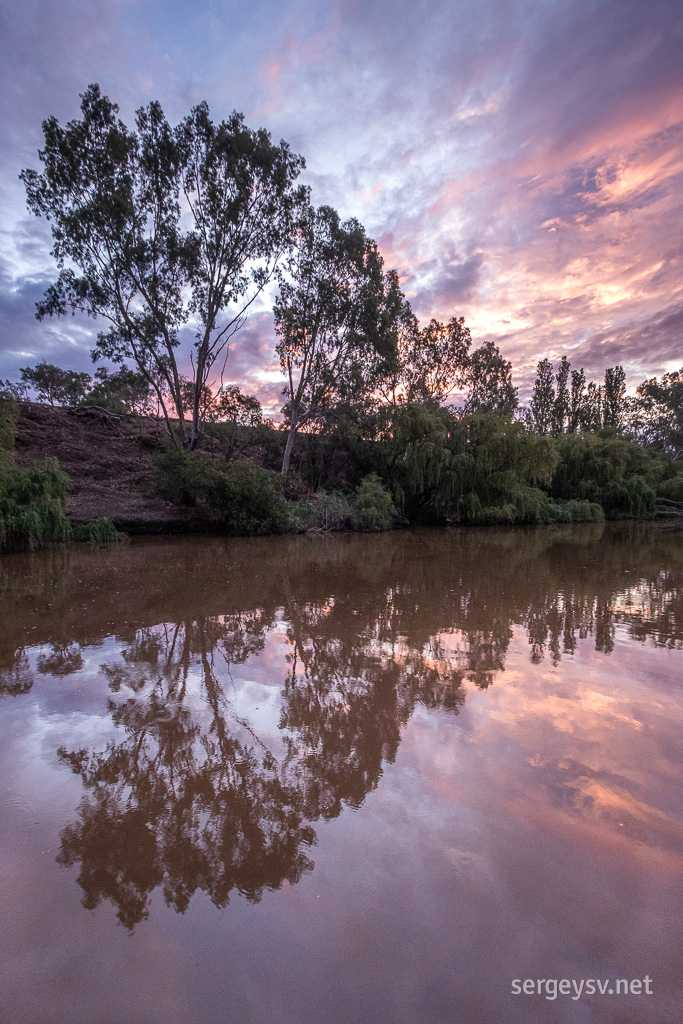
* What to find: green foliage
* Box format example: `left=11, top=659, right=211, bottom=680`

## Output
left=657, top=475, right=683, bottom=503
left=72, top=517, right=126, bottom=544
left=552, top=499, right=605, bottom=523
left=275, top=204, right=405, bottom=473
left=0, top=396, right=18, bottom=460
left=19, top=361, right=91, bottom=407
left=450, top=414, right=560, bottom=524
left=23, top=84, right=307, bottom=450
left=374, top=403, right=455, bottom=521
left=288, top=491, right=354, bottom=532
left=287, top=476, right=397, bottom=533
left=529, top=357, right=554, bottom=435
left=153, top=451, right=289, bottom=536
left=0, top=379, right=28, bottom=402
left=0, top=457, right=72, bottom=552
left=632, top=366, right=683, bottom=458
left=0, top=399, right=75, bottom=552
left=467, top=496, right=603, bottom=526
left=87, top=366, right=153, bottom=416
left=210, top=385, right=263, bottom=426
left=351, top=474, right=396, bottom=532
left=549, top=433, right=663, bottom=518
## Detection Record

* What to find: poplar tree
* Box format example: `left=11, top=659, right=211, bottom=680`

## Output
left=529, top=358, right=555, bottom=436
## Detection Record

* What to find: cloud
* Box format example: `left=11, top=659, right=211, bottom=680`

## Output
left=1, top=0, right=681, bottom=399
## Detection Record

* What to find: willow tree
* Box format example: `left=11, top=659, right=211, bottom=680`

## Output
left=22, top=85, right=307, bottom=449
left=274, top=205, right=404, bottom=474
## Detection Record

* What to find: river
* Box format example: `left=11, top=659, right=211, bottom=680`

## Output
left=1, top=524, right=681, bottom=1023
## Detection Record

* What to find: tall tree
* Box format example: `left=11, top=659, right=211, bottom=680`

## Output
left=569, top=367, right=586, bottom=432
left=274, top=205, right=404, bottom=474
left=635, top=366, right=683, bottom=459
left=603, top=365, right=626, bottom=428
left=581, top=380, right=603, bottom=431
left=552, top=355, right=570, bottom=434
left=404, top=317, right=472, bottom=404
left=529, top=358, right=555, bottom=436
left=461, top=341, right=518, bottom=415
left=22, top=85, right=307, bottom=449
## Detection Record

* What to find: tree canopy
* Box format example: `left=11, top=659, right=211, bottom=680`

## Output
left=274, top=204, right=405, bottom=473
left=22, top=85, right=307, bottom=449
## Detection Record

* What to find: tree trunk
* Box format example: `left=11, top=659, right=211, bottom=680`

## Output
left=280, top=425, right=296, bottom=473
left=281, top=413, right=298, bottom=474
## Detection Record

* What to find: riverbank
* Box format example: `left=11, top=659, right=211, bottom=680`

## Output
left=7, top=400, right=683, bottom=542
left=13, top=402, right=205, bottom=532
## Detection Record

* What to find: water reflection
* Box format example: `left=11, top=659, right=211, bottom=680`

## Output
left=1, top=524, right=682, bottom=931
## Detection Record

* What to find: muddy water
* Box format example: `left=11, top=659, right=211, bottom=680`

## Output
left=0, top=524, right=682, bottom=1024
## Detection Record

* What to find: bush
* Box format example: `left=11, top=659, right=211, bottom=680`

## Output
left=0, top=457, right=72, bottom=552
left=0, top=395, right=17, bottom=457
left=153, top=451, right=289, bottom=536
left=657, top=475, right=683, bottom=503
left=476, top=503, right=517, bottom=525
left=350, top=474, right=396, bottom=532
left=288, top=491, right=354, bottom=532
left=72, top=517, right=126, bottom=544
left=551, top=499, right=604, bottom=523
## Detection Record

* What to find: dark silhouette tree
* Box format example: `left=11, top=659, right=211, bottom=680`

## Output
left=19, top=362, right=91, bottom=408
left=552, top=355, right=570, bottom=434
left=529, top=358, right=555, bottom=435
left=461, top=341, right=517, bottom=415
left=603, top=365, right=626, bottom=428
left=275, top=205, right=405, bottom=473
left=635, top=367, right=683, bottom=459
left=22, top=85, right=307, bottom=450
left=569, top=367, right=586, bottom=432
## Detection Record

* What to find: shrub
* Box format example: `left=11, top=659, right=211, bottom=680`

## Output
left=0, top=457, right=72, bottom=552
left=72, top=517, right=126, bottom=544
left=350, top=474, right=396, bottom=532
left=288, top=491, right=354, bottom=532
left=153, top=451, right=289, bottom=536
left=0, top=395, right=17, bottom=457
left=476, top=503, right=517, bottom=525
left=657, top=475, right=683, bottom=503
left=549, top=499, right=604, bottom=523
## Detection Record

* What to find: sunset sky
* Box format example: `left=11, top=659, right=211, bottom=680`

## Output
left=1, top=0, right=681, bottom=413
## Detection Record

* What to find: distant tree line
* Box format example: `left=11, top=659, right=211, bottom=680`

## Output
left=526, top=356, right=683, bottom=460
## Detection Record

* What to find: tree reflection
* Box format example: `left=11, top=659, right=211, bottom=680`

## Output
left=0, top=647, right=33, bottom=696
left=57, top=615, right=314, bottom=929
left=0, top=526, right=680, bottom=925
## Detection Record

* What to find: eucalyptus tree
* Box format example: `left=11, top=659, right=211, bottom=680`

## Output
left=22, top=85, right=307, bottom=449
left=274, top=204, right=404, bottom=474
left=19, top=361, right=91, bottom=407
left=403, top=316, right=472, bottom=404
left=376, top=314, right=473, bottom=408
left=633, top=367, right=683, bottom=458
left=460, top=341, right=517, bottom=415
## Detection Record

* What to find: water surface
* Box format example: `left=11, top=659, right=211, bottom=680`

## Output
left=1, top=524, right=682, bottom=1023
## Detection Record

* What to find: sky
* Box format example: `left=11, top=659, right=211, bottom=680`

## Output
left=1, top=0, right=682, bottom=413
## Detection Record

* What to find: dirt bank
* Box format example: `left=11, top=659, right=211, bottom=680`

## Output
left=13, top=403, right=198, bottom=532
